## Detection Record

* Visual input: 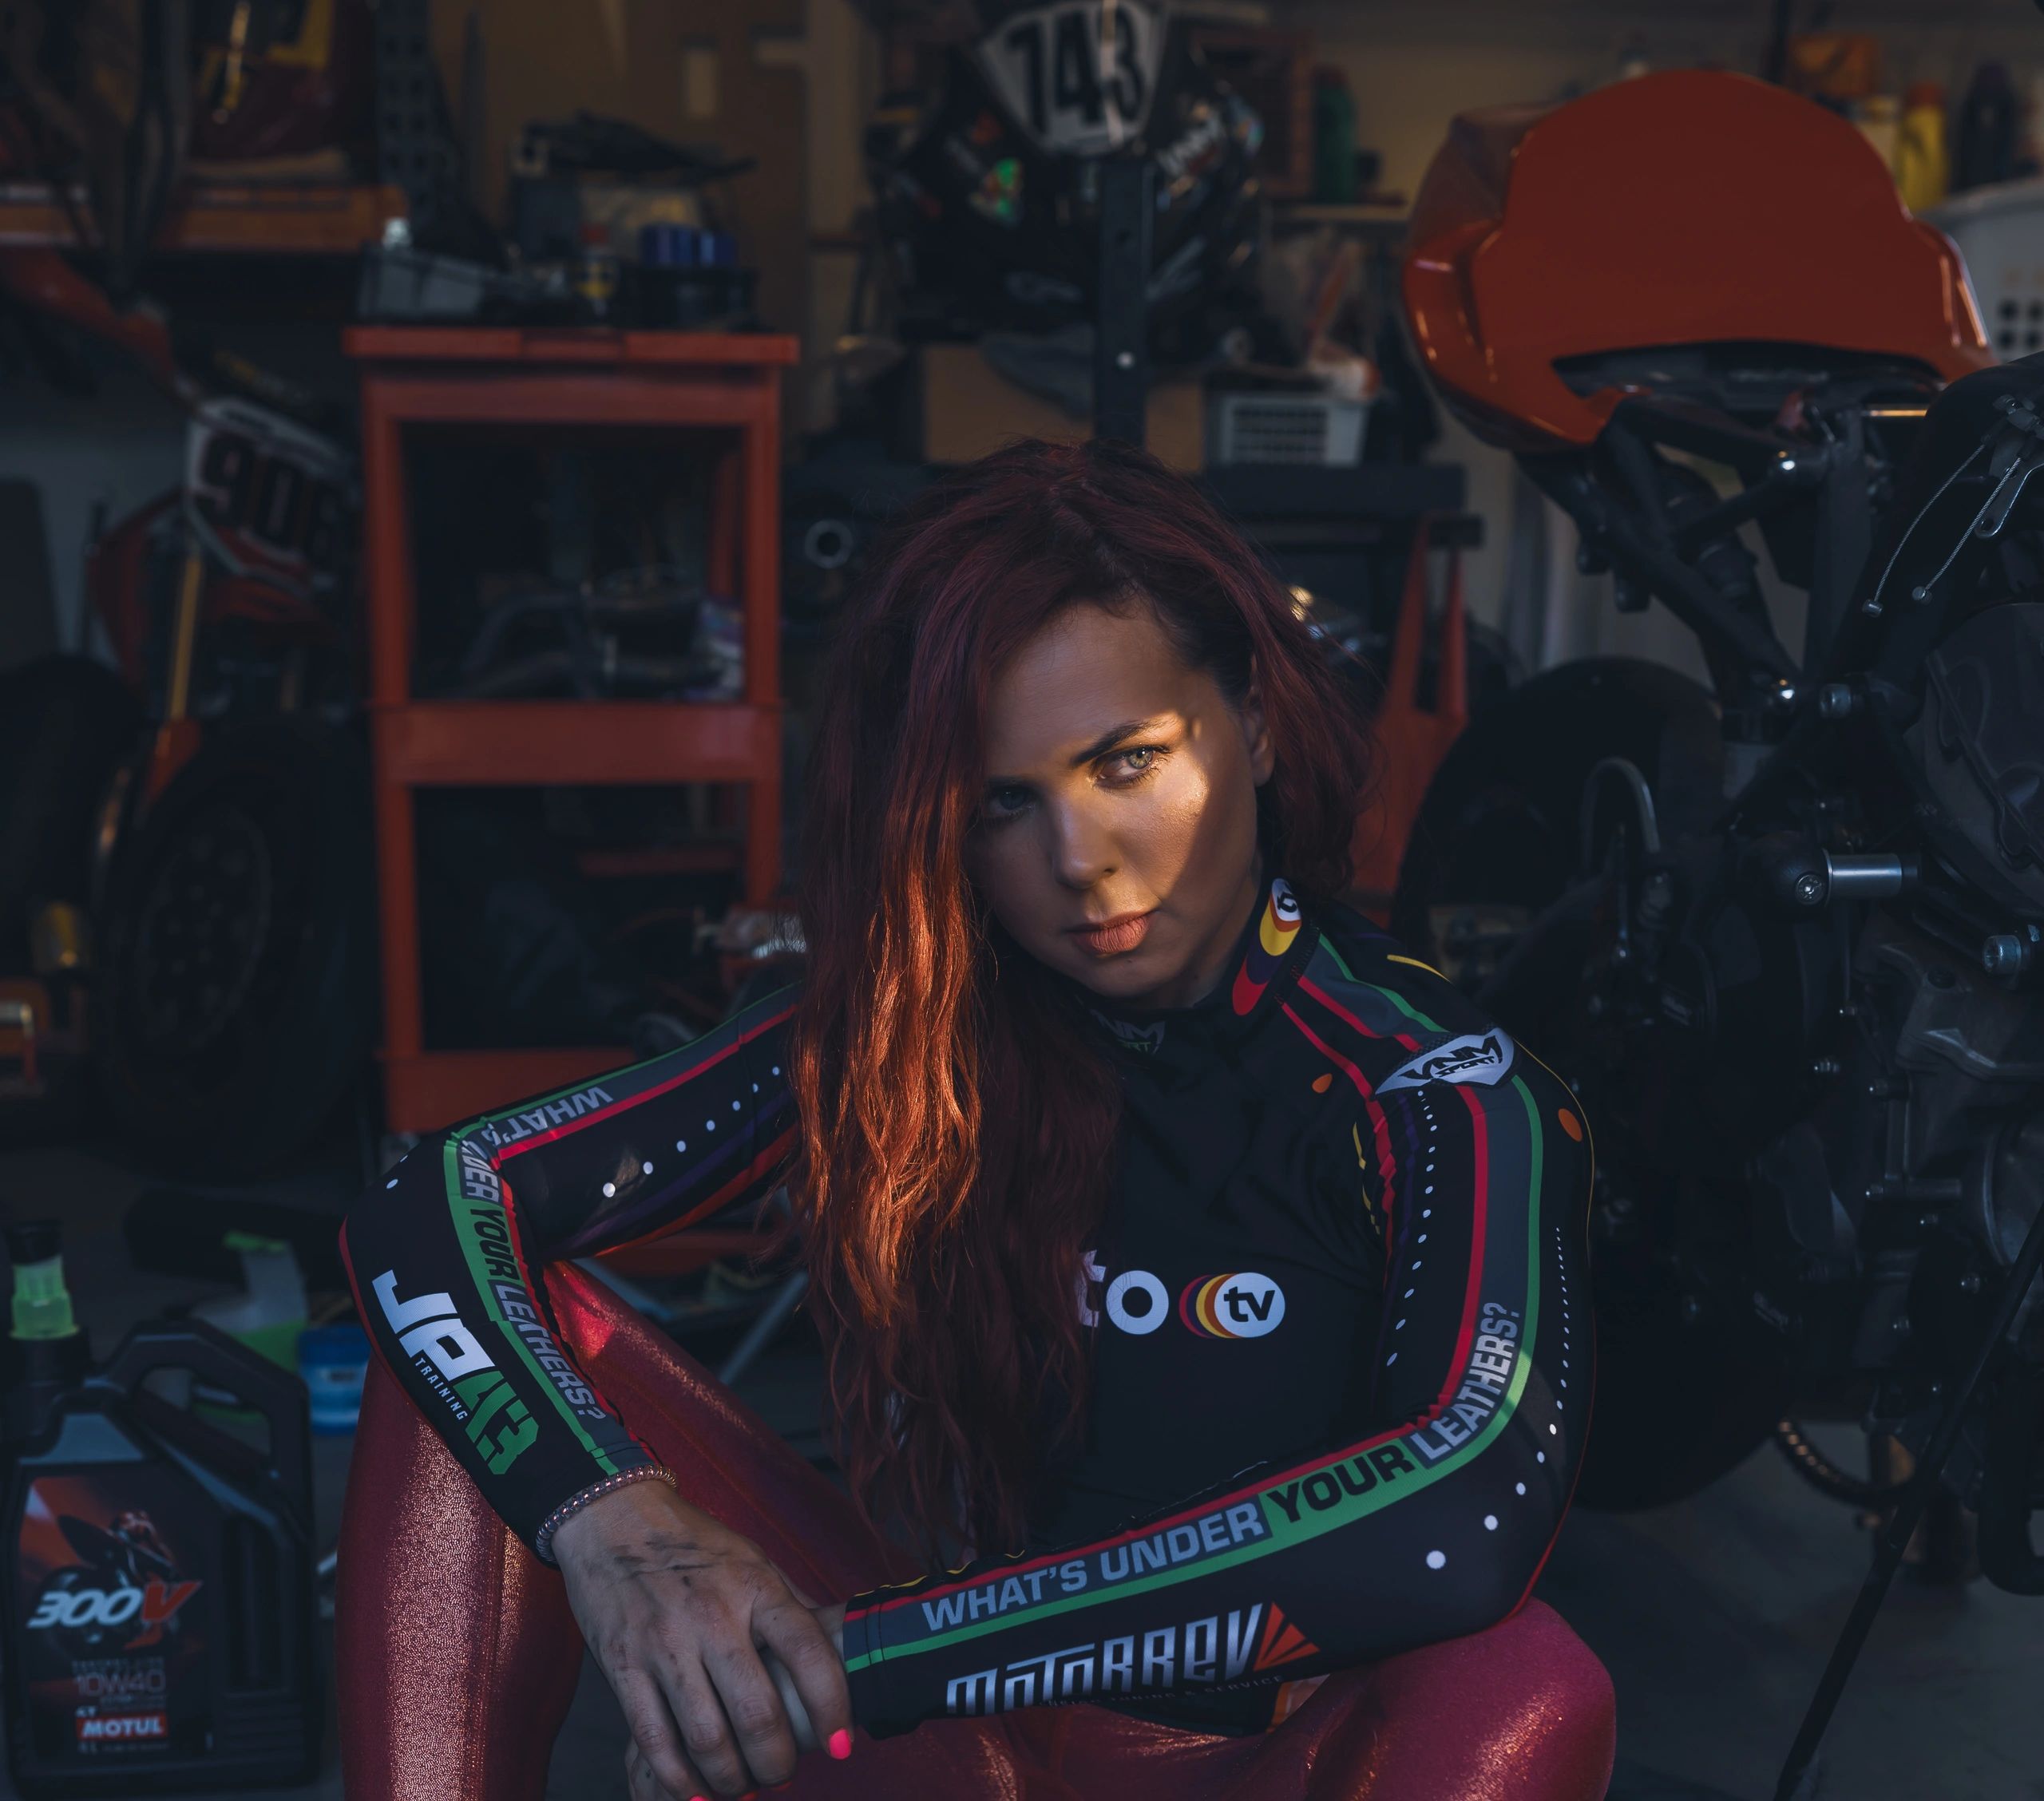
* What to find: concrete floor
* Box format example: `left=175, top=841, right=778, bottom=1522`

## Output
left=0, top=1132, right=2038, bottom=1801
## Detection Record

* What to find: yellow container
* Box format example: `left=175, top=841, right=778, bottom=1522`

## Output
left=1896, top=82, right=1950, bottom=213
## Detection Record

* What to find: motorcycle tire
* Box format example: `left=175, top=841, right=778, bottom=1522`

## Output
left=91, top=717, right=374, bottom=1178
left=1390, top=656, right=1792, bottom=1510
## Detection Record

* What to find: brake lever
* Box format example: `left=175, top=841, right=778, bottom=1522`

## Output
left=1973, top=433, right=2044, bottom=540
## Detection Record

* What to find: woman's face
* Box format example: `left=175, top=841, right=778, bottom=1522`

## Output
left=965, top=598, right=1274, bottom=1010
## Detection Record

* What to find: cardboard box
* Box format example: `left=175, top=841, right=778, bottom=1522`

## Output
left=918, top=342, right=1204, bottom=471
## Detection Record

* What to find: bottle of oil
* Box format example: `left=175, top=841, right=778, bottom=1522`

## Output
left=0, top=1221, right=92, bottom=1451
left=1, top=1220, right=319, bottom=1795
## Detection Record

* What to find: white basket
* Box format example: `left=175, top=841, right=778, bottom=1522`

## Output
left=1208, top=392, right=1370, bottom=465
left=1925, top=179, right=2044, bottom=362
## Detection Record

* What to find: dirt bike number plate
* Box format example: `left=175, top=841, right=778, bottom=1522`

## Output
left=976, top=0, right=1164, bottom=156
left=184, top=397, right=354, bottom=605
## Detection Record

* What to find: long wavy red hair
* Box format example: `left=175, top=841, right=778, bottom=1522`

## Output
left=785, top=438, right=1377, bottom=1566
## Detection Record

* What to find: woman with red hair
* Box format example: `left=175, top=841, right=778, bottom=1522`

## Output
left=338, top=439, right=1612, bottom=1800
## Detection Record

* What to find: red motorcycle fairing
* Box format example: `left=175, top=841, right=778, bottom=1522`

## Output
left=1403, top=69, right=1993, bottom=453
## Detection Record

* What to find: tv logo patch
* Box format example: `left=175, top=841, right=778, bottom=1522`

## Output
left=1180, top=1272, right=1285, bottom=1339
left=1076, top=1256, right=1287, bottom=1339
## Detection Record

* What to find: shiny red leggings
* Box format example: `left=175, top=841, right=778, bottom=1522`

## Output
left=337, top=1263, right=1617, bottom=1800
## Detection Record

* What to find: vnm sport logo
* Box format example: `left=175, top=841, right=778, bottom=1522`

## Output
left=1377, top=1028, right=1515, bottom=1093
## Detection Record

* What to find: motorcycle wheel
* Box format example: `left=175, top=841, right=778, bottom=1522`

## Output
left=91, top=717, right=374, bottom=1178
left=1391, top=656, right=1792, bottom=1510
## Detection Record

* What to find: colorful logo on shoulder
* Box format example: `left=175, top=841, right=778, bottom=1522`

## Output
left=1178, top=1271, right=1286, bottom=1338
left=1377, top=1028, right=1516, bottom=1093
left=1230, top=878, right=1302, bottom=1015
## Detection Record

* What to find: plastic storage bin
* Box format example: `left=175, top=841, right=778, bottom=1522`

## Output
left=1925, top=177, right=2044, bottom=360
left=1207, top=391, right=1370, bottom=465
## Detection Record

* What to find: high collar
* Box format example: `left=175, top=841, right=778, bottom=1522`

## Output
left=1074, top=874, right=1315, bottom=1067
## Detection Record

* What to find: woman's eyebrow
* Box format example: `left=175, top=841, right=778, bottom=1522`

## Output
left=983, top=716, right=1175, bottom=791
left=1066, top=715, right=1172, bottom=767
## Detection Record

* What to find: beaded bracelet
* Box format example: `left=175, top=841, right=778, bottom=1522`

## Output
left=534, top=1465, right=679, bottom=1565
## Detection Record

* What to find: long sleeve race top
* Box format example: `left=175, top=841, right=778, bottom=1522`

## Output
left=339, top=875, right=1595, bottom=1740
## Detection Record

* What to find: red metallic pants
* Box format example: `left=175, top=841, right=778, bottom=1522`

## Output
left=337, top=1263, right=1617, bottom=1800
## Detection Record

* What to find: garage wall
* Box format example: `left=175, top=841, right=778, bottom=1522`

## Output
left=0, top=354, right=185, bottom=663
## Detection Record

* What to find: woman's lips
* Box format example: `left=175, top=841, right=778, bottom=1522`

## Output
left=1069, top=911, right=1154, bottom=956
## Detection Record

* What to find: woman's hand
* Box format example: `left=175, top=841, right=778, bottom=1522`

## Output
left=551, top=1479, right=853, bottom=1798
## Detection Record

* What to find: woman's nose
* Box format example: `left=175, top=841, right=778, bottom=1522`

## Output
left=1045, top=797, right=1119, bottom=889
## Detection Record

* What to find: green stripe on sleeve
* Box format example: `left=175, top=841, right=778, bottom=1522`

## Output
left=444, top=1126, right=618, bottom=1471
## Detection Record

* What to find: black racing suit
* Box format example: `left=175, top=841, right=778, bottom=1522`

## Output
left=339, top=875, right=1595, bottom=1740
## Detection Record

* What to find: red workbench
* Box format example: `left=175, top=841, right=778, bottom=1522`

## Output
left=345, top=327, right=800, bottom=1136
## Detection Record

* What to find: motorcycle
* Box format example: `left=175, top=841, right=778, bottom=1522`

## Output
left=1395, top=65, right=2044, bottom=1792
left=0, top=247, right=374, bottom=1176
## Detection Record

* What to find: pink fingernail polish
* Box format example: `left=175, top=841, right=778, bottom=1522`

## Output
left=829, top=1727, right=852, bottom=1759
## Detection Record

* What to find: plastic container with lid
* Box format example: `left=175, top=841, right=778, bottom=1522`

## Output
left=1897, top=81, right=1951, bottom=212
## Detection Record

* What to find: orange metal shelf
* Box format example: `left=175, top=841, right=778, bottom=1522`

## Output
left=342, top=326, right=799, bottom=366
left=0, top=180, right=405, bottom=254
left=351, top=328, right=798, bottom=1136
left=371, top=699, right=778, bottom=786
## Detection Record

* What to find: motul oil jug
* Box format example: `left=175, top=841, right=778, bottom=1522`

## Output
left=1, top=1221, right=319, bottom=1795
